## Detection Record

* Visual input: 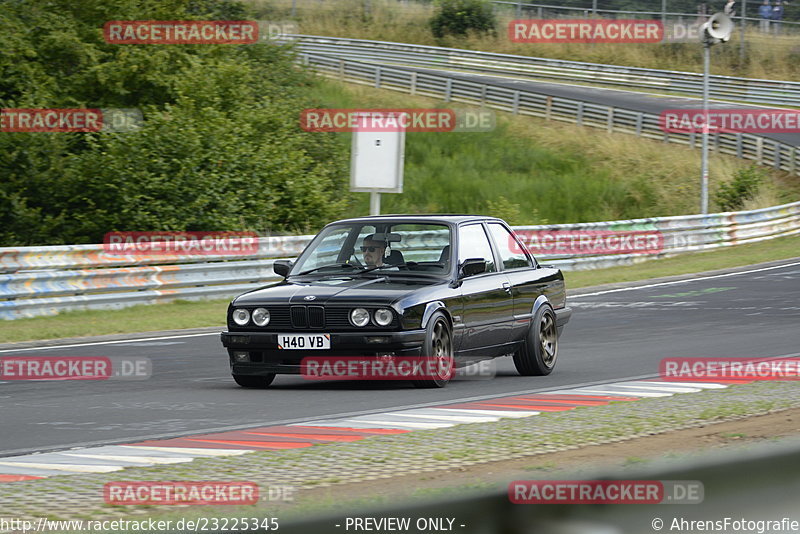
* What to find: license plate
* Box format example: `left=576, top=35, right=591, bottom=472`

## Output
left=277, top=334, right=331, bottom=350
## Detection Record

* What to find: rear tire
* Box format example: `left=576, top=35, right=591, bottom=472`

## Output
left=413, top=312, right=454, bottom=388
left=513, top=305, right=558, bottom=376
left=233, top=373, right=276, bottom=388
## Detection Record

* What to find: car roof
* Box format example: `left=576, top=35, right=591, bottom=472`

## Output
left=330, top=214, right=505, bottom=225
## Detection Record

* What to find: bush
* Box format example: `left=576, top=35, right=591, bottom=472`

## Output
left=429, top=0, right=497, bottom=39
left=714, top=165, right=765, bottom=212
left=0, top=0, right=350, bottom=245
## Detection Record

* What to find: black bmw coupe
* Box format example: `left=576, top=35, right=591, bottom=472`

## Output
left=220, top=215, right=571, bottom=388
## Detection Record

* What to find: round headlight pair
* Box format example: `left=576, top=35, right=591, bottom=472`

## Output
left=349, top=308, right=393, bottom=327
left=252, top=308, right=270, bottom=326
left=374, top=308, right=393, bottom=326
left=350, top=308, right=370, bottom=327
left=232, top=308, right=270, bottom=326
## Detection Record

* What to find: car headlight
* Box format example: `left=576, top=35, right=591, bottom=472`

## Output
left=252, top=307, right=270, bottom=327
left=350, top=308, right=370, bottom=327
left=232, top=308, right=250, bottom=326
left=373, top=308, right=393, bottom=327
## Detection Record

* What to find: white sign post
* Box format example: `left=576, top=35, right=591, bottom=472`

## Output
left=350, top=111, right=405, bottom=215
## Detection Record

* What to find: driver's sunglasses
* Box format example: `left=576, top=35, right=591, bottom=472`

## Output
left=360, top=246, right=381, bottom=252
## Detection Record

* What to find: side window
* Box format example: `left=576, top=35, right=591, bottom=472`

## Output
left=488, top=223, right=532, bottom=270
left=457, top=224, right=496, bottom=273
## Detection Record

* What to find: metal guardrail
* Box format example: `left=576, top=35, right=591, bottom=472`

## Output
left=0, top=237, right=312, bottom=321
left=285, top=35, right=800, bottom=106
left=2, top=45, right=798, bottom=321
left=294, top=50, right=799, bottom=174
left=272, top=436, right=800, bottom=534
left=1, top=201, right=798, bottom=320
left=518, top=200, right=800, bottom=270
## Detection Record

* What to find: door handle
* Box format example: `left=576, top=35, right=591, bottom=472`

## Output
left=502, top=282, right=512, bottom=294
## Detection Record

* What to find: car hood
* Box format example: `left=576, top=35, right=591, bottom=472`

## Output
left=233, top=276, right=436, bottom=307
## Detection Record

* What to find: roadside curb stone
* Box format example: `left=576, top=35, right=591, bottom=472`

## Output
left=1, top=381, right=799, bottom=523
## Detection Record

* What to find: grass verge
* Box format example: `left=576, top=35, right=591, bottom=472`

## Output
left=0, top=299, right=227, bottom=344
left=1, top=234, right=797, bottom=344
left=309, top=81, right=799, bottom=224
left=563, top=232, right=800, bottom=289
left=248, top=0, right=800, bottom=80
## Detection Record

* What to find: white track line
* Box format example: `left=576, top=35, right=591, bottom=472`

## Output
left=571, top=261, right=800, bottom=298
left=0, top=332, right=219, bottom=353
left=0, top=461, right=123, bottom=473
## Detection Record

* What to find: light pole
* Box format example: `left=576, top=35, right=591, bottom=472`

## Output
left=739, top=0, right=747, bottom=61
left=699, top=13, right=733, bottom=214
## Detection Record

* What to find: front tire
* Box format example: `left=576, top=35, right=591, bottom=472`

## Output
left=413, top=312, right=454, bottom=388
left=513, top=305, right=558, bottom=376
left=233, top=373, right=276, bottom=388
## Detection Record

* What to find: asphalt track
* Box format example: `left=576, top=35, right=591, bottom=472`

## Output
left=341, top=62, right=800, bottom=146
left=1, top=259, right=798, bottom=457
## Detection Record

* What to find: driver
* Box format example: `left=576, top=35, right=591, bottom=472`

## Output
left=361, top=235, right=387, bottom=267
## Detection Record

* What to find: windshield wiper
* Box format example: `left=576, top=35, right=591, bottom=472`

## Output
left=295, top=263, right=363, bottom=276
left=356, top=263, right=406, bottom=274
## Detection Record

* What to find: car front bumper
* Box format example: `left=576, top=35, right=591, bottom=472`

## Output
left=221, top=330, right=427, bottom=375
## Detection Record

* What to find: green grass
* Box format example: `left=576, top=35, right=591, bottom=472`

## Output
left=0, top=299, right=228, bottom=344
left=309, top=81, right=799, bottom=226
left=410, top=481, right=496, bottom=498
left=721, top=432, right=748, bottom=438
left=698, top=401, right=777, bottom=419
left=1, top=234, right=797, bottom=344
left=3, top=74, right=798, bottom=344
left=563, top=232, right=800, bottom=289
left=248, top=0, right=800, bottom=81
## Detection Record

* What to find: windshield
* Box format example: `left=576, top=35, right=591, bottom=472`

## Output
left=290, top=222, right=451, bottom=276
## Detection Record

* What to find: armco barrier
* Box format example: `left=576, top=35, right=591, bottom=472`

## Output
left=284, top=35, right=800, bottom=107
left=0, top=236, right=313, bottom=321
left=292, top=51, right=800, bottom=176
left=1, top=201, right=798, bottom=320
left=272, top=437, right=800, bottom=534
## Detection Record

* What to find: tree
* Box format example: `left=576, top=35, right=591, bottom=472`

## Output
left=0, top=0, right=349, bottom=245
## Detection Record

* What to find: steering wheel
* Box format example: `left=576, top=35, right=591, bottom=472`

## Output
left=346, top=251, right=364, bottom=268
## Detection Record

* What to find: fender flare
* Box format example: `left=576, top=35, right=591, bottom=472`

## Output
left=422, top=301, right=451, bottom=329
left=531, top=294, right=554, bottom=318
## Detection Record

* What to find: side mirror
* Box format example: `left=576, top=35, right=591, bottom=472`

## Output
left=273, top=260, right=293, bottom=277
left=459, top=258, right=487, bottom=278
